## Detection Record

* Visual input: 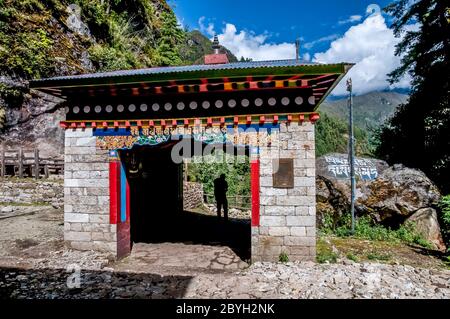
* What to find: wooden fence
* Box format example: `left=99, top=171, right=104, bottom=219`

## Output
left=204, top=193, right=251, bottom=210
left=0, top=148, right=64, bottom=179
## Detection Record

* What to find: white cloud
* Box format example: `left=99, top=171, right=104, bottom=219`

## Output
left=338, top=15, right=363, bottom=25
left=176, top=15, right=184, bottom=28
left=216, top=23, right=297, bottom=61
left=314, top=13, right=417, bottom=96
left=303, top=34, right=340, bottom=50
left=302, top=53, right=311, bottom=61
left=198, top=16, right=215, bottom=37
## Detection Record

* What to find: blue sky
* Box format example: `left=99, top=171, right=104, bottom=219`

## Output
left=171, top=0, right=392, bottom=56
left=170, top=1, right=415, bottom=96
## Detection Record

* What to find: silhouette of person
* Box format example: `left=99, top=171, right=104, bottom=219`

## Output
left=214, top=174, right=228, bottom=221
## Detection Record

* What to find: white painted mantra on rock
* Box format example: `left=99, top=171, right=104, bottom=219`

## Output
left=325, top=156, right=379, bottom=180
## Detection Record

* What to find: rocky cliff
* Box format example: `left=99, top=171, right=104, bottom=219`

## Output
left=0, top=0, right=212, bottom=156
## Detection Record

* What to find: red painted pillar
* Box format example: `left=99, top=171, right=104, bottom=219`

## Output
left=109, top=151, right=131, bottom=259
left=251, top=159, right=260, bottom=227
left=109, top=160, right=120, bottom=225
left=126, top=179, right=130, bottom=222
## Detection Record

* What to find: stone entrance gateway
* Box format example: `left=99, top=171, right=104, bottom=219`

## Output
left=30, top=48, right=351, bottom=262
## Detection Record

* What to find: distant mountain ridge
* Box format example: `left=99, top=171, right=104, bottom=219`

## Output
left=320, top=91, right=409, bottom=130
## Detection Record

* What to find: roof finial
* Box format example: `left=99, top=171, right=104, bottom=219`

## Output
left=205, top=34, right=229, bottom=64
left=212, top=34, right=220, bottom=54
left=296, top=38, right=300, bottom=62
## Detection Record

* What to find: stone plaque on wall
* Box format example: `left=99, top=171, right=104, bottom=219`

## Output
left=273, top=158, right=294, bottom=188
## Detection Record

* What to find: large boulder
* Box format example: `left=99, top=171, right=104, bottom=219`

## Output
left=406, top=208, right=446, bottom=252
left=316, top=154, right=442, bottom=227
left=357, top=165, right=441, bottom=224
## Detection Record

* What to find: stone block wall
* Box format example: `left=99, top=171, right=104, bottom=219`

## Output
left=252, top=122, right=316, bottom=262
left=0, top=179, right=63, bottom=207
left=63, top=122, right=317, bottom=263
left=183, top=182, right=204, bottom=210
left=63, top=128, right=117, bottom=255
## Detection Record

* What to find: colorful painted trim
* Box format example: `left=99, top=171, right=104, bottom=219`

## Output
left=60, top=113, right=319, bottom=130
left=95, top=125, right=279, bottom=150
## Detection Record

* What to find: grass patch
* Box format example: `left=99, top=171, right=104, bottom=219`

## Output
left=322, top=214, right=434, bottom=249
left=278, top=252, right=289, bottom=263
left=346, top=252, right=359, bottom=262
left=367, top=251, right=392, bottom=262
left=317, top=238, right=338, bottom=264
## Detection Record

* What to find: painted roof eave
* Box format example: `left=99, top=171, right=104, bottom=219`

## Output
left=314, top=63, right=354, bottom=110
left=29, top=61, right=354, bottom=90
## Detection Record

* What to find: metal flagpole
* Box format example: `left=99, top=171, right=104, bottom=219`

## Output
left=347, top=78, right=356, bottom=234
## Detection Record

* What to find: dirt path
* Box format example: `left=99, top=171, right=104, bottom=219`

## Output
left=0, top=206, right=448, bottom=299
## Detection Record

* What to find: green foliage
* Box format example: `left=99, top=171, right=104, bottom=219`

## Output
left=187, top=152, right=251, bottom=199
left=0, top=0, right=187, bottom=129
left=278, top=252, right=289, bottom=263
left=0, top=83, right=23, bottom=130
left=0, top=84, right=22, bottom=105
left=317, top=238, right=338, bottom=264
left=315, top=112, right=373, bottom=157
left=179, top=30, right=238, bottom=65
left=88, top=45, right=135, bottom=71
left=317, top=251, right=338, bottom=264
left=321, top=92, right=408, bottom=132
left=319, top=213, right=335, bottom=236
left=367, top=252, right=391, bottom=261
left=0, top=17, right=55, bottom=78
left=376, top=0, right=450, bottom=193
left=76, top=0, right=185, bottom=71
left=0, top=0, right=186, bottom=77
left=155, top=10, right=184, bottom=66
left=438, top=195, right=450, bottom=251
left=240, top=56, right=253, bottom=62
left=346, top=252, right=359, bottom=262
left=322, top=214, right=433, bottom=249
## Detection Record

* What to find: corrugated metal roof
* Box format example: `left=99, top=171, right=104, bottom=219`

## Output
left=30, top=59, right=353, bottom=91
left=31, top=60, right=323, bottom=83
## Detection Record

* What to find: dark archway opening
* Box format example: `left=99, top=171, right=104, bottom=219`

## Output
left=119, top=139, right=251, bottom=262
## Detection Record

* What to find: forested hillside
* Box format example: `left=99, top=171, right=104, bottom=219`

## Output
left=180, top=30, right=238, bottom=65
left=315, top=91, right=409, bottom=157
left=0, top=0, right=237, bottom=154
left=321, top=91, right=408, bottom=131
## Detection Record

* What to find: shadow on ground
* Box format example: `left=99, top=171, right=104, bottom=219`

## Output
left=0, top=266, right=193, bottom=299
left=132, top=210, right=251, bottom=262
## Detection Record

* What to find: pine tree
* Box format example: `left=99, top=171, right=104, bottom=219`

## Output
left=156, top=11, right=184, bottom=66
left=376, top=0, right=450, bottom=193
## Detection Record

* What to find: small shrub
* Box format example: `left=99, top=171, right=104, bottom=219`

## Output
left=319, top=213, right=336, bottom=236
left=278, top=252, right=289, bottom=263
left=438, top=195, right=450, bottom=251
left=317, top=250, right=338, bottom=264
left=396, top=222, right=434, bottom=249
left=317, top=239, right=338, bottom=264
left=346, top=252, right=359, bottom=262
